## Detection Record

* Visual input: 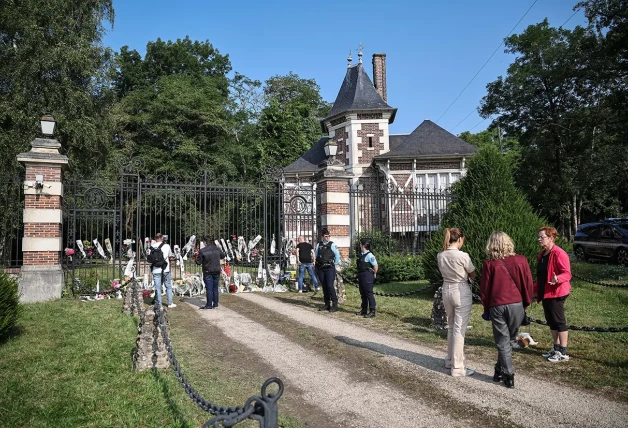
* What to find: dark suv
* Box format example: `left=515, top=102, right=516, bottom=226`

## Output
left=574, top=220, right=628, bottom=265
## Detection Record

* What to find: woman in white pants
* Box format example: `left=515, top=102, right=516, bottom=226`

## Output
left=437, top=228, right=476, bottom=377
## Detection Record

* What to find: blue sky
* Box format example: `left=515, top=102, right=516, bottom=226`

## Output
left=103, top=0, right=586, bottom=135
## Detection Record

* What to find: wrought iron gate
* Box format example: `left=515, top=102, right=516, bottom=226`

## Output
left=62, top=161, right=315, bottom=292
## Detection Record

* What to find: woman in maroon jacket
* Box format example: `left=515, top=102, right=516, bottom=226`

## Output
left=480, top=231, right=533, bottom=388
left=534, top=226, right=572, bottom=363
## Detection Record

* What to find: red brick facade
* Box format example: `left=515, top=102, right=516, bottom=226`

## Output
left=390, top=163, right=413, bottom=170
left=24, top=223, right=62, bottom=238
left=318, top=203, right=349, bottom=216
left=23, top=251, right=60, bottom=266
left=25, top=194, right=61, bottom=209
left=334, top=126, right=349, bottom=166
left=416, top=161, right=460, bottom=170
left=317, top=180, right=349, bottom=194
left=25, top=166, right=62, bottom=182
left=357, top=123, right=384, bottom=164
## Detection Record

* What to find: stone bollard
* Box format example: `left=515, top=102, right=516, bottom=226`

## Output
left=431, top=286, right=448, bottom=331
left=335, top=273, right=346, bottom=304
left=132, top=305, right=170, bottom=372
left=122, top=282, right=143, bottom=316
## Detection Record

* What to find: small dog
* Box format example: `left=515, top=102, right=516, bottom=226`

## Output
left=515, top=332, right=537, bottom=348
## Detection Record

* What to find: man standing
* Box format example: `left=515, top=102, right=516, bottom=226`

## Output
left=150, top=233, right=176, bottom=308
left=296, top=235, right=319, bottom=293
left=196, top=237, right=225, bottom=309
left=315, top=228, right=341, bottom=312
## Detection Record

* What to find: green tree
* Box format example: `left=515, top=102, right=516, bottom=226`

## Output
left=458, top=128, right=520, bottom=166
left=421, top=145, right=545, bottom=285
left=257, top=73, right=330, bottom=168
left=478, top=19, right=621, bottom=237
left=0, top=0, right=116, bottom=178
left=112, top=38, right=243, bottom=179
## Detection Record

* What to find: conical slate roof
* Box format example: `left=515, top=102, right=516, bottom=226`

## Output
left=322, top=63, right=396, bottom=130
left=376, top=120, right=478, bottom=159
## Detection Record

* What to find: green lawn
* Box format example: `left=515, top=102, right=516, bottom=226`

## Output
left=0, top=299, right=298, bottom=428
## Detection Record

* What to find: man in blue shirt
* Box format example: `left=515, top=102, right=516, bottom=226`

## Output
left=357, top=238, right=378, bottom=318
left=314, top=228, right=341, bottom=312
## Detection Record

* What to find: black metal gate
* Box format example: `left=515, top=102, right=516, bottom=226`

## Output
left=62, top=160, right=315, bottom=293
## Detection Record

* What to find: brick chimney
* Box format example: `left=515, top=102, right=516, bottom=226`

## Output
left=372, top=53, right=387, bottom=102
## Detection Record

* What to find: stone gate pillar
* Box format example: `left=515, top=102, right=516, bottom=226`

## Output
left=314, top=164, right=354, bottom=259
left=17, top=137, right=68, bottom=302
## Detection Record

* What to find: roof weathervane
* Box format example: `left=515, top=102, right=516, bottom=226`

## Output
left=357, top=43, right=364, bottom=64
left=347, top=49, right=352, bottom=68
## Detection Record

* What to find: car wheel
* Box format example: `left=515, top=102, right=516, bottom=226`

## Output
left=616, top=248, right=628, bottom=266
left=574, top=246, right=587, bottom=261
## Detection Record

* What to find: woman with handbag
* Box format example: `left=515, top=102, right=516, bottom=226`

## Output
left=437, top=228, right=476, bottom=377
left=480, top=231, right=533, bottom=388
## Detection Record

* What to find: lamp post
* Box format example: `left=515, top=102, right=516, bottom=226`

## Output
left=324, top=140, right=338, bottom=165
left=40, top=115, right=56, bottom=136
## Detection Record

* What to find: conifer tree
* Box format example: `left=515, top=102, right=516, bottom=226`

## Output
left=422, top=145, right=546, bottom=285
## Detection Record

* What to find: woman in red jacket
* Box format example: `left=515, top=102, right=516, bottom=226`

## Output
left=534, top=226, right=572, bottom=363
left=480, top=232, right=533, bottom=388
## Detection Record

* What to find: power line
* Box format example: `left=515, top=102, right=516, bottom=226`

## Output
left=559, top=9, right=579, bottom=29
left=469, top=117, right=489, bottom=132
left=436, top=0, right=539, bottom=124
left=450, top=109, right=476, bottom=133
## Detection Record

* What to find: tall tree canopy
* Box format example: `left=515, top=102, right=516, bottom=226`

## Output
left=479, top=15, right=628, bottom=237
left=0, top=0, right=116, bottom=177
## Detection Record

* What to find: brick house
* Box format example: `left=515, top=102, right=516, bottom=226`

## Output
left=284, top=52, right=477, bottom=256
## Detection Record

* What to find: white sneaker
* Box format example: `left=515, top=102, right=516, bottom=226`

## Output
left=168, top=303, right=177, bottom=308
left=298, top=290, right=302, bottom=293
left=548, top=351, right=569, bottom=363
left=465, top=369, right=476, bottom=376
left=542, top=348, right=557, bottom=358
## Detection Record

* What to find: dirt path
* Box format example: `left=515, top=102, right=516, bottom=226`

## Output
left=186, top=294, right=628, bottom=428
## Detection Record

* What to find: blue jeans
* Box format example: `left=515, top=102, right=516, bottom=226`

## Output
left=153, top=270, right=173, bottom=306
left=203, top=273, right=220, bottom=308
left=298, top=263, right=319, bottom=291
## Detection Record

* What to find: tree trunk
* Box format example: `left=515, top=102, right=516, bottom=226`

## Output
left=571, top=194, right=578, bottom=241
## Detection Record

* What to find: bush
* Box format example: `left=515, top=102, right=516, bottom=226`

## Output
left=421, top=145, right=546, bottom=285
left=353, top=229, right=401, bottom=255
left=0, top=271, right=21, bottom=339
left=341, top=254, right=423, bottom=284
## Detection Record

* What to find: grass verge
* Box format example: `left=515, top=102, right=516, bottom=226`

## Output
left=0, top=298, right=302, bottom=427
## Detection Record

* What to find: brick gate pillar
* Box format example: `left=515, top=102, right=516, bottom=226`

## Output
left=17, top=137, right=68, bottom=302
left=314, top=164, right=354, bottom=260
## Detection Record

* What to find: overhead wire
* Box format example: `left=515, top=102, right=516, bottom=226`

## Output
left=437, top=0, right=539, bottom=128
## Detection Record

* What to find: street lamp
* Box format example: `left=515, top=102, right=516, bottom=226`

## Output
left=324, top=140, right=337, bottom=158
left=40, top=115, right=56, bottom=136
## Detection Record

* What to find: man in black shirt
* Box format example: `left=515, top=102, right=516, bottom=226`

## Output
left=196, top=236, right=226, bottom=309
left=296, top=235, right=319, bottom=293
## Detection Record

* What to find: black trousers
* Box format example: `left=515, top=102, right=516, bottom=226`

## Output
left=542, top=295, right=569, bottom=332
left=358, top=271, right=376, bottom=312
left=317, top=265, right=337, bottom=305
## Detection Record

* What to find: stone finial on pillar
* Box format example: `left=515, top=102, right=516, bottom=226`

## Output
left=16, top=136, right=68, bottom=302
left=314, top=163, right=354, bottom=260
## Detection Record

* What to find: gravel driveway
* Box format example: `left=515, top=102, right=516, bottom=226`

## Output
left=189, top=294, right=628, bottom=428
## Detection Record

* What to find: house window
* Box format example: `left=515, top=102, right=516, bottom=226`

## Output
left=368, top=137, right=373, bottom=148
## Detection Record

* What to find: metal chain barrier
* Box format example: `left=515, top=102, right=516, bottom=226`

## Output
left=152, top=302, right=283, bottom=427
left=571, top=272, right=628, bottom=288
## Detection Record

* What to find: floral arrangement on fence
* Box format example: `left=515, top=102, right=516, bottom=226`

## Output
left=82, top=240, right=94, bottom=257
left=64, top=248, right=75, bottom=261
left=121, top=239, right=135, bottom=259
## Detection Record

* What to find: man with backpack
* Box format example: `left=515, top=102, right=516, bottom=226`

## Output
left=196, top=236, right=226, bottom=310
left=149, top=233, right=176, bottom=308
left=315, top=228, right=341, bottom=312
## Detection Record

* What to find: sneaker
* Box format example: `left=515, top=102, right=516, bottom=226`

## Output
left=541, top=348, right=557, bottom=358
left=547, top=351, right=569, bottom=363
left=466, top=369, right=476, bottom=376
left=298, top=290, right=302, bottom=293
left=168, top=303, right=177, bottom=308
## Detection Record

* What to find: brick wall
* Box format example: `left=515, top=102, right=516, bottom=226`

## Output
left=25, top=194, right=61, bottom=209
left=323, top=225, right=349, bottom=236
left=317, top=180, right=349, bottom=194
left=372, top=53, right=387, bottom=102
left=334, top=127, right=349, bottom=166
left=24, top=223, right=62, bottom=238
left=357, top=123, right=384, bottom=164
left=25, top=166, right=62, bottom=182
left=390, top=163, right=413, bottom=170
left=23, top=251, right=60, bottom=266
left=318, top=203, right=349, bottom=215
